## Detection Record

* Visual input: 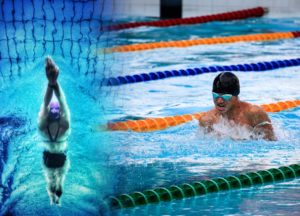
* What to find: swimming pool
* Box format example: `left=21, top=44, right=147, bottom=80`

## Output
left=0, top=0, right=114, bottom=215
left=1, top=1, right=299, bottom=215
left=103, top=16, right=300, bottom=215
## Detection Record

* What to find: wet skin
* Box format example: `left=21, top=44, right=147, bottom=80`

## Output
left=199, top=94, right=277, bottom=141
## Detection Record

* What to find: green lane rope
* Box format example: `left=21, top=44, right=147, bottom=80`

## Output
left=106, top=164, right=300, bottom=210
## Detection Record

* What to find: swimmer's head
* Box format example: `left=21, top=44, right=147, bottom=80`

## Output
left=212, top=72, right=240, bottom=113
left=48, top=102, right=60, bottom=120
left=212, top=72, right=240, bottom=96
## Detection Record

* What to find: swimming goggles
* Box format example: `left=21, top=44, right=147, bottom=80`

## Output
left=212, top=92, right=233, bottom=101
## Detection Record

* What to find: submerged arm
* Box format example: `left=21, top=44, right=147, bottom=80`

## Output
left=254, top=122, right=276, bottom=141
left=38, top=86, right=53, bottom=130
left=198, top=110, right=217, bottom=133
left=52, top=82, right=70, bottom=122
left=249, top=106, right=277, bottom=141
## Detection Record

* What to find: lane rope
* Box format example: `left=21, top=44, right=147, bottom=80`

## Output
left=102, top=58, right=300, bottom=86
left=103, top=7, right=267, bottom=31
left=103, top=31, right=300, bottom=53
left=107, top=100, right=300, bottom=132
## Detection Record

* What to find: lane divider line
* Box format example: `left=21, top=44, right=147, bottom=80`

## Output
left=103, top=7, right=267, bottom=31
left=107, top=100, right=300, bottom=132
left=101, top=58, right=300, bottom=86
left=105, top=164, right=300, bottom=209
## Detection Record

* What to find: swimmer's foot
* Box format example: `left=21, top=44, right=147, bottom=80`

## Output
left=49, top=193, right=61, bottom=205
left=45, top=56, right=59, bottom=86
left=56, top=187, right=62, bottom=198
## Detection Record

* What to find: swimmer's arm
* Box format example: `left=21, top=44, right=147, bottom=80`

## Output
left=198, top=111, right=216, bottom=133
left=44, top=85, right=53, bottom=108
left=249, top=106, right=277, bottom=141
left=38, top=104, right=49, bottom=130
left=52, top=82, right=70, bottom=122
left=38, top=86, right=53, bottom=130
left=254, top=123, right=276, bottom=141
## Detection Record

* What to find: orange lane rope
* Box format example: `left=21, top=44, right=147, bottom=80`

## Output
left=103, top=31, right=300, bottom=53
left=107, top=100, right=300, bottom=132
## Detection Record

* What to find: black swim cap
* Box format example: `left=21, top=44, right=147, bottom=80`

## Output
left=212, top=72, right=240, bottom=96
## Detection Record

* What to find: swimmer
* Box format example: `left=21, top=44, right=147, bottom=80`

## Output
left=199, top=72, right=276, bottom=141
left=38, top=56, right=71, bottom=204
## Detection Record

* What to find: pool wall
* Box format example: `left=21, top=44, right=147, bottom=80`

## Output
left=111, top=0, right=300, bottom=17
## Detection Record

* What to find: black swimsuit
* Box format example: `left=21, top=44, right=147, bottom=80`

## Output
left=43, top=120, right=66, bottom=168
left=43, top=151, right=66, bottom=168
left=47, top=121, right=60, bottom=142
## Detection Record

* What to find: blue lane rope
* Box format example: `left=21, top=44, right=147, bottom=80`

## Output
left=102, top=58, right=300, bottom=86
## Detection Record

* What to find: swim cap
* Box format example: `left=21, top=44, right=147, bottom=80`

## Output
left=49, top=102, right=60, bottom=120
left=212, top=72, right=240, bottom=96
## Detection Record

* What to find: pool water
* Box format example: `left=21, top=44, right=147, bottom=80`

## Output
left=0, top=0, right=115, bottom=215
left=103, top=17, right=300, bottom=215
left=0, top=1, right=300, bottom=215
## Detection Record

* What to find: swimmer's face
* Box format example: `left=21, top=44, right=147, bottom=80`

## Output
left=213, top=92, right=236, bottom=113
left=50, top=106, right=60, bottom=114
left=49, top=105, right=60, bottom=120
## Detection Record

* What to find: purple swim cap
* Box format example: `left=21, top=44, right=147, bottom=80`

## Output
left=49, top=102, right=60, bottom=120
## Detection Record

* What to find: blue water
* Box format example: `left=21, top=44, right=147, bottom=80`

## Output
left=0, top=0, right=115, bottom=215
left=103, top=16, right=300, bottom=215
left=1, top=2, right=300, bottom=215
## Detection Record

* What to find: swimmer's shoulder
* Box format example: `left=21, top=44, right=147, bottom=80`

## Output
left=244, top=102, right=270, bottom=126
left=239, top=101, right=263, bottom=115
left=248, top=103, right=266, bottom=115
left=59, top=117, right=70, bottom=130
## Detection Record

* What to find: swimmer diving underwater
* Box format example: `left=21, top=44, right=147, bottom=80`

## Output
left=38, top=56, right=71, bottom=205
left=199, top=72, right=277, bottom=141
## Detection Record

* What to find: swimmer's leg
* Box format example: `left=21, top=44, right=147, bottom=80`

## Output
left=45, top=169, right=58, bottom=205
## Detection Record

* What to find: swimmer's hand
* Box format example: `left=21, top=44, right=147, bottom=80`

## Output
left=198, top=111, right=217, bottom=133
left=45, top=56, right=59, bottom=86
